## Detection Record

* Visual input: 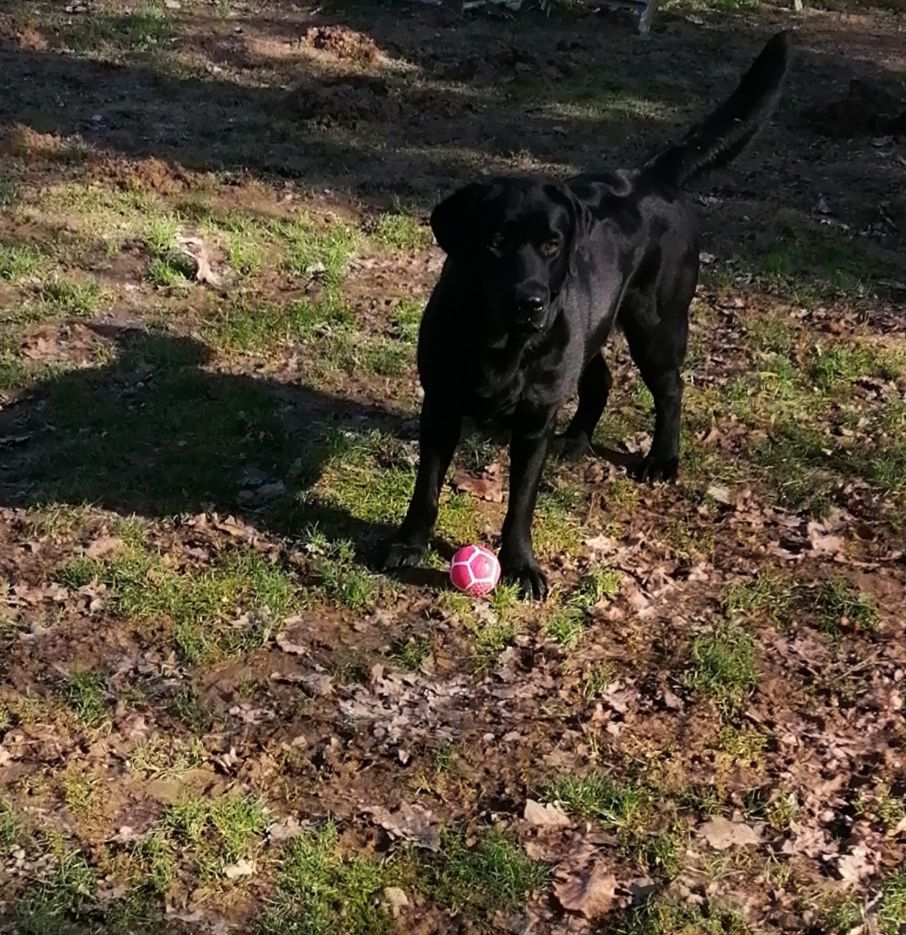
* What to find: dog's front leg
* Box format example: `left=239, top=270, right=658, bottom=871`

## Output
left=384, top=394, right=462, bottom=570
left=499, top=407, right=555, bottom=601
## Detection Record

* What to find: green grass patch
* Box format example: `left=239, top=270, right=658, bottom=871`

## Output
left=39, top=279, right=105, bottom=317
left=259, top=823, right=396, bottom=935
left=164, top=794, right=267, bottom=877
left=422, top=827, right=548, bottom=916
left=726, top=573, right=878, bottom=637
left=372, top=212, right=433, bottom=252
left=1, top=798, right=22, bottom=850
left=282, top=217, right=360, bottom=285
left=392, top=297, right=423, bottom=343
left=808, top=342, right=904, bottom=391
left=303, top=526, right=379, bottom=611
left=683, top=620, right=757, bottom=713
left=546, top=772, right=645, bottom=828
left=60, top=5, right=176, bottom=54
left=0, top=242, right=45, bottom=282
left=60, top=671, right=108, bottom=729
left=58, top=545, right=297, bottom=664
left=621, top=898, right=754, bottom=935
left=880, top=865, right=906, bottom=935
left=545, top=605, right=584, bottom=648
left=754, top=219, right=892, bottom=299
left=14, top=851, right=97, bottom=935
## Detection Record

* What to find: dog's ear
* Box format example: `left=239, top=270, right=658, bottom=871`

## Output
left=430, top=183, right=490, bottom=255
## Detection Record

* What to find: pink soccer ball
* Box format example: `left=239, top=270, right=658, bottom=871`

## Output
left=449, top=545, right=501, bottom=596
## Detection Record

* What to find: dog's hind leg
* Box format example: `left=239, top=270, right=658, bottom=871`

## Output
left=620, top=294, right=690, bottom=483
left=557, top=351, right=611, bottom=461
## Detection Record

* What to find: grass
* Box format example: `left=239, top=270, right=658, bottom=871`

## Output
left=546, top=772, right=645, bottom=828
left=422, top=827, right=549, bottom=916
left=309, top=535, right=379, bottom=611
left=545, top=606, right=585, bottom=647
left=582, top=661, right=616, bottom=697
left=392, top=297, right=423, bottom=343
left=39, top=278, right=105, bottom=316
left=725, top=573, right=879, bottom=637
left=164, top=794, right=268, bottom=877
left=390, top=633, right=432, bottom=670
left=259, top=823, right=396, bottom=935
left=1, top=798, right=21, bottom=849
left=544, top=567, right=620, bottom=648
left=14, top=850, right=97, bottom=935
left=60, top=5, right=176, bottom=54
left=58, top=545, right=297, bottom=664
left=683, top=620, right=758, bottom=714
left=808, top=343, right=904, bottom=392
left=754, top=219, right=892, bottom=299
left=283, top=217, right=360, bottom=285
left=0, top=242, right=45, bottom=282
left=621, top=899, right=754, bottom=935
left=880, top=866, right=906, bottom=935
left=372, top=212, right=433, bottom=252
left=60, top=671, right=108, bottom=728
left=128, top=735, right=207, bottom=778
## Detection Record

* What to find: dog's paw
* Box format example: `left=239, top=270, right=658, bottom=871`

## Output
left=383, top=540, right=427, bottom=570
left=633, top=453, right=679, bottom=484
left=554, top=431, right=593, bottom=462
left=501, top=555, right=549, bottom=601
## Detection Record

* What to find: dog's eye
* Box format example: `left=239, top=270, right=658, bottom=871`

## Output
left=489, top=233, right=507, bottom=253
left=541, top=239, right=561, bottom=257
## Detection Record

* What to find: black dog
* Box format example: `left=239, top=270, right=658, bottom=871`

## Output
left=385, top=32, right=791, bottom=599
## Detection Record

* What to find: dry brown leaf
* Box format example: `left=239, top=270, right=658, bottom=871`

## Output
left=85, top=535, right=125, bottom=560
left=554, top=860, right=618, bottom=919
left=368, top=802, right=440, bottom=850
left=450, top=470, right=504, bottom=502
left=382, top=886, right=410, bottom=918
left=276, top=634, right=308, bottom=655
left=698, top=815, right=762, bottom=850
left=524, top=799, right=572, bottom=828
left=223, top=858, right=256, bottom=879
left=174, top=232, right=222, bottom=286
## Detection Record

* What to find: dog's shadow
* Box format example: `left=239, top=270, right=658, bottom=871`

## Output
left=0, top=325, right=410, bottom=558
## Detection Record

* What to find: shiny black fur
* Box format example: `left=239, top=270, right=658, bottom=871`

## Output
left=385, top=32, right=792, bottom=599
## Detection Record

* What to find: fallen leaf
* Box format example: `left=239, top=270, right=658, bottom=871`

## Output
left=451, top=470, right=504, bottom=502
left=175, top=232, right=222, bottom=286
left=276, top=634, right=308, bottom=655
left=223, top=858, right=256, bottom=879
left=554, top=860, right=618, bottom=919
left=524, top=799, right=572, bottom=828
left=836, top=845, right=875, bottom=885
left=382, top=886, right=410, bottom=918
left=369, top=802, right=440, bottom=851
left=85, top=536, right=125, bottom=560
left=698, top=816, right=762, bottom=850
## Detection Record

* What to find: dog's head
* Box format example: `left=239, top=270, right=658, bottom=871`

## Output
left=430, top=178, right=581, bottom=337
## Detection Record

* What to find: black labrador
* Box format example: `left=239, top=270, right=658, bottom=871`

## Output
left=385, top=32, right=792, bottom=599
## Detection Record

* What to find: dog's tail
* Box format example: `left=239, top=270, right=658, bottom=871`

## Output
left=644, top=31, right=792, bottom=188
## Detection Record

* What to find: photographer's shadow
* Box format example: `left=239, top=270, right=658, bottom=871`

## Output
left=0, top=325, right=407, bottom=554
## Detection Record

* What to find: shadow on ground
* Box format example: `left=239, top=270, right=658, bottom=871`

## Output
left=0, top=325, right=409, bottom=555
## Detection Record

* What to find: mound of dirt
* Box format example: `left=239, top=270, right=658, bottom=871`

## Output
left=282, top=75, right=400, bottom=127
left=300, top=25, right=382, bottom=65
left=810, top=78, right=906, bottom=138
left=90, top=155, right=197, bottom=194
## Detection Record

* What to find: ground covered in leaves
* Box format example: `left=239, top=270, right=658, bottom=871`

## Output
left=1, top=0, right=905, bottom=932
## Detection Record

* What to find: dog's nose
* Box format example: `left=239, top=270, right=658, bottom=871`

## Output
left=516, top=294, right=546, bottom=320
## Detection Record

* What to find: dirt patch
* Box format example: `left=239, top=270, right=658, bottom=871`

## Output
left=281, top=75, right=400, bottom=126
left=300, top=24, right=383, bottom=66
left=809, top=77, right=906, bottom=137
left=89, top=154, right=200, bottom=195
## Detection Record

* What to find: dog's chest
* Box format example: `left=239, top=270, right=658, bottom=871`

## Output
left=464, top=346, right=564, bottom=425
